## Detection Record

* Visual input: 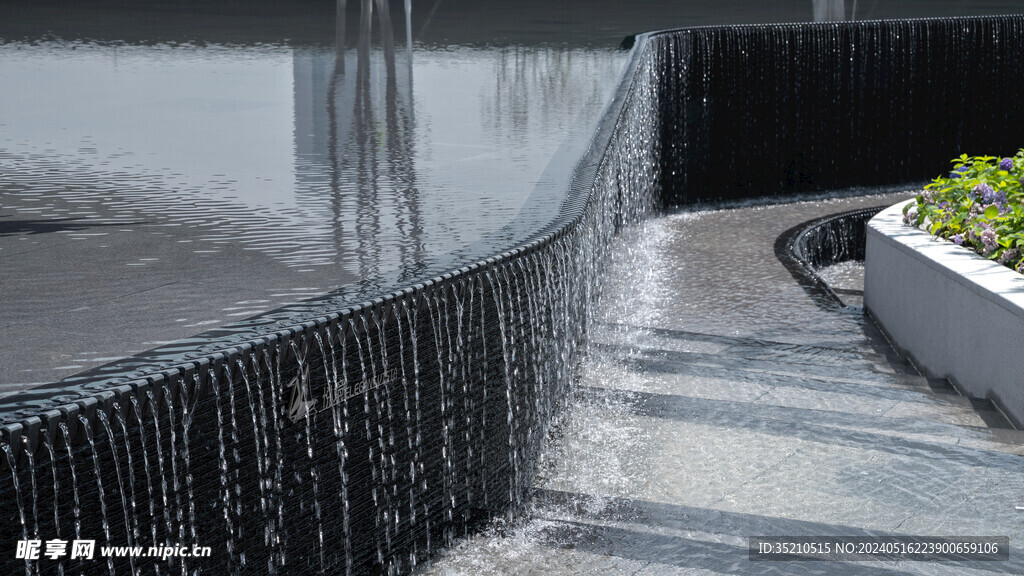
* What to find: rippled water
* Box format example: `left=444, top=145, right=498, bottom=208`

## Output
left=0, top=41, right=625, bottom=270
left=817, top=260, right=865, bottom=307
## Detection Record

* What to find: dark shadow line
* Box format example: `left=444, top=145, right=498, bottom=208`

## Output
left=589, top=340, right=901, bottom=383
left=597, top=323, right=865, bottom=358
left=595, top=353, right=1021, bottom=431
left=598, top=317, right=926, bottom=380
left=0, top=218, right=144, bottom=237
left=580, top=386, right=1024, bottom=470
left=596, top=351, right=937, bottom=402
left=531, top=489, right=1024, bottom=575
left=536, top=518, right=927, bottom=575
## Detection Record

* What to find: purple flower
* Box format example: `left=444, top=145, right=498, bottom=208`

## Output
left=972, top=183, right=1006, bottom=207
left=999, top=249, right=1020, bottom=265
left=950, top=165, right=970, bottom=179
left=920, top=190, right=935, bottom=203
left=980, top=228, right=998, bottom=254
left=951, top=233, right=965, bottom=245
left=972, top=183, right=993, bottom=201
left=1000, top=157, right=1013, bottom=171
left=903, top=206, right=918, bottom=226
left=1017, top=260, right=1024, bottom=274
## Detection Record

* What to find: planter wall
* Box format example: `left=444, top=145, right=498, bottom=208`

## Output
left=865, top=201, right=1024, bottom=428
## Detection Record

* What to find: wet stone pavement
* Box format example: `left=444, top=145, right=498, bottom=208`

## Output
left=420, top=192, right=1024, bottom=575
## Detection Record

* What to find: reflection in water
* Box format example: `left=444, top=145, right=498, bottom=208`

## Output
left=343, top=0, right=419, bottom=279
left=296, top=0, right=421, bottom=280
left=813, top=0, right=852, bottom=22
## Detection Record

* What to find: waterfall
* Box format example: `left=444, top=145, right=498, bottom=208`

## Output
left=657, top=16, right=1024, bottom=204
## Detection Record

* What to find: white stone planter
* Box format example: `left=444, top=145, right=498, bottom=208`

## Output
left=865, top=200, right=1024, bottom=428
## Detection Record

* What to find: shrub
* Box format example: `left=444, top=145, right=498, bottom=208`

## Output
left=904, top=150, right=1024, bottom=274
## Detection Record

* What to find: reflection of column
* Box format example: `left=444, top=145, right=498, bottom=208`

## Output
left=405, top=0, right=414, bottom=106
left=293, top=50, right=333, bottom=188
left=317, top=0, right=421, bottom=278
left=292, top=0, right=420, bottom=276
left=812, top=0, right=846, bottom=22
left=336, top=0, right=346, bottom=70
left=405, top=0, right=413, bottom=61
left=352, top=0, right=378, bottom=280
left=377, top=0, right=423, bottom=272
left=325, top=0, right=358, bottom=270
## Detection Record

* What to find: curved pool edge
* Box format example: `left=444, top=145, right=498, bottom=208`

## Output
left=865, top=200, right=1024, bottom=428
left=775, top=204, right=889, bottom=311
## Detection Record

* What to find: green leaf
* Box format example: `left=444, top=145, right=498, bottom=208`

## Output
left=985, top=205, right=999, bottom=219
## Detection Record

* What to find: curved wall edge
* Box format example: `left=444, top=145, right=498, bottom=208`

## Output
left=776, top=205, right=885, bottom=310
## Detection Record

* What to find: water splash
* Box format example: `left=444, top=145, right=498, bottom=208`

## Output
left=129, top=395, right=159, bottom=555
left=2, top=441, right=30, bottom=576
left=57, top=423, right=82, bottom=569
